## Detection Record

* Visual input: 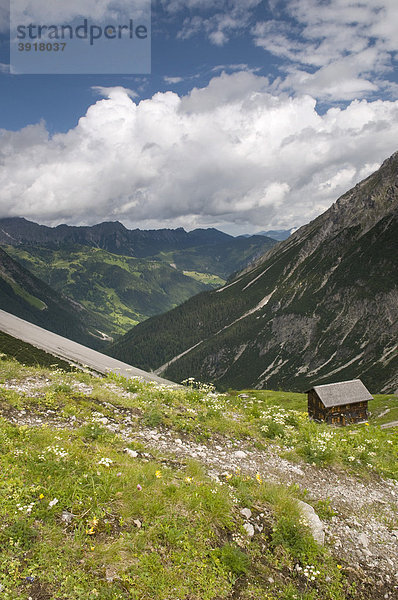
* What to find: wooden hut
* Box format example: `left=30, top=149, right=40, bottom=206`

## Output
left=306, top=379, right=372, bottom=425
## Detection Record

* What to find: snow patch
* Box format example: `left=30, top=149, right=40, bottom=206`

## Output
left=216, top=275, right=244, bottom=293
left=155, top=340, right=204, bottom=375
left=320, top=352, right=364, bottom=378
left=242, top=264, right=273, bottom=291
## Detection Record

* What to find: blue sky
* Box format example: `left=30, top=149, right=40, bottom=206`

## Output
left=1, top=1, right=398, bottom=234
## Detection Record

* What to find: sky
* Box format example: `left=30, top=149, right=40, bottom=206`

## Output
left=1, top=0, right=398, bottom=235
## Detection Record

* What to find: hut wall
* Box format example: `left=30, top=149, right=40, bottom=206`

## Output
left=307, top=391, right=368, bottom=425
left=325, top=401, right=368, bottom=425
left=308, top=391, right=327, bottom=421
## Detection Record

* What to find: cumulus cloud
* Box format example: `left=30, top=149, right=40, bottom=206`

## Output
left=1, top=72, right=398, bottom=232
left=158, top=1, right=398, bottom=102
left=253, top=0, right=398, bottom=101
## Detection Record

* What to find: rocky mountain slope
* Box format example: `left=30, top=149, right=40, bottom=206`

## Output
left=0, top=247, right=105, bottom=350
left=109, top=152, right=398, bottom=393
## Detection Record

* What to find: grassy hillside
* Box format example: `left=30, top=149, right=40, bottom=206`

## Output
left=0, top=247, right=105, bottom=350
left=2, top=245, right=215, bottom=337
left=153, top=234, right=276, bottom=280
left=0, top=330, right=71, bottom=371
left=0, top=353, right=397, bottom=599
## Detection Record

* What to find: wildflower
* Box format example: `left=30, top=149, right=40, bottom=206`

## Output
left=337, top=564, right=342, bottom=569
left=137, top=484, right=142, bottom=491
left=224, top=472, right=232, bottom=480
left=255, top=472, right=262, bottom=485
left=184, top=477, right=192, bottom=483
left=155, top=470, right=162, bottom=479
left=98, top=457, right=113, bottom=467
left=49, top=498, right=58, bottom=508
left=39, top=493, right=44, bottom=499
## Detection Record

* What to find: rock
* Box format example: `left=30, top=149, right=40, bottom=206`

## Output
left=175, top=438, right=182, bottom=445
left=234, top=450, right=246, bottom=459
left=133, top=519, right=142, bottom=528
left=297, top=500, right=325, bottom=545
left=243, top=523, right=255, bottom=537
left=358, top=532, right=369, bottom=548
left=61, top=510, right=74, bottom=524
left=105, top=567, right=117, bottom=583
left=124, top=448, right=138, bottom=458
left=240, top=508, right=252, bottom=519
left=391, top=530, right=398, bottom=539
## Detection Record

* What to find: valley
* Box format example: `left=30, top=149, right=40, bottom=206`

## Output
left=0, top=219, right=276, bottom=338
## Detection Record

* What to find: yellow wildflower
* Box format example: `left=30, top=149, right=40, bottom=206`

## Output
left=155, top=470, right=162, bottom=479
left=39, top=493, right=44, bottom=499
left=255, top=472, right=262, bottom=485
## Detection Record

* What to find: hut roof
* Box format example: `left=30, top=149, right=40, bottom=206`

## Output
left=306, top=379, right=373, bottom=408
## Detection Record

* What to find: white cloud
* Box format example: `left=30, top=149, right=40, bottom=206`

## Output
left=253, top=0, right=398, bottom=101
left=166, top=0, right=263, bottom=46
left=163, top=76, right=184, bottom=84
left=1, top=73, right=398, bottom=232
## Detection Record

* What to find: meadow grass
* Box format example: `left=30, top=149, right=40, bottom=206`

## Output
left=0, top=358, right=396, bottom=598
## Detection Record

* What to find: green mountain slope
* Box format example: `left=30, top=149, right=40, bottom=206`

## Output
left=0, top=247, right=104, bottom=350
left=108, top=152, right=398, bottom=393
left=2, top=245, right=214, bottom=337
left=1, top=223, right=276, bottom=337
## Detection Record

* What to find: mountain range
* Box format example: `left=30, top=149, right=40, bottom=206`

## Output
left=0, top=219, right=276, bottom=337
left=108, top=151, right=398, bottom=393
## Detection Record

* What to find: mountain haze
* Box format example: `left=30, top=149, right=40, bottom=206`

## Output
left=109, top=152, right=398, bottom=393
